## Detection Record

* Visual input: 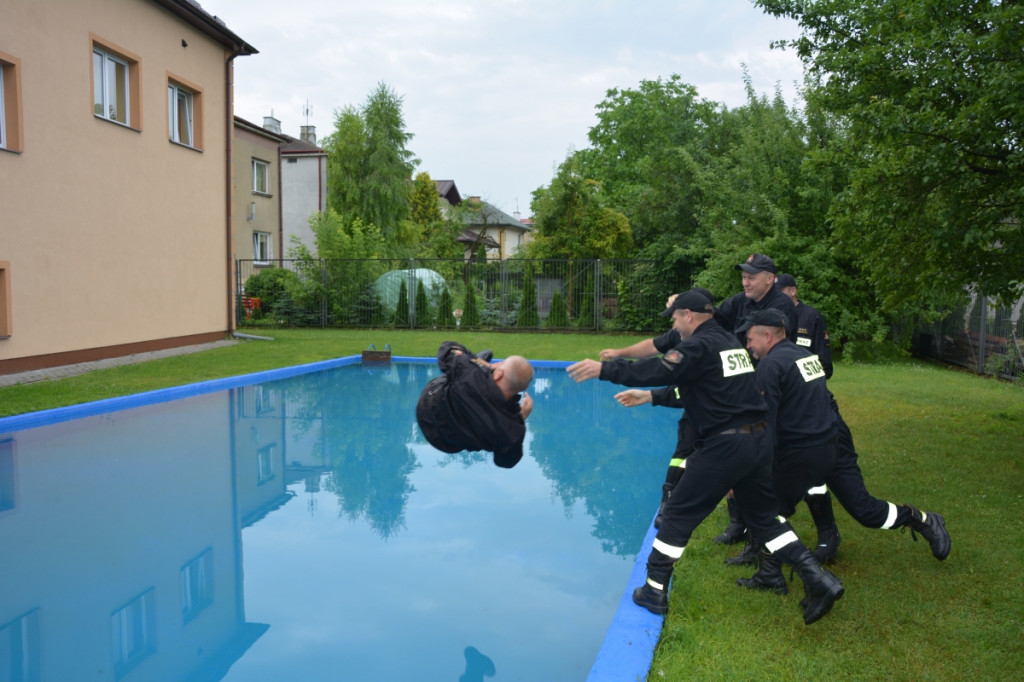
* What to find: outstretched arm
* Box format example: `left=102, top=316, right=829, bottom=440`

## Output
left=614, top=389, right=652, bottom=407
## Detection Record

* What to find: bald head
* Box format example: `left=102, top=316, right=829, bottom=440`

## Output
left=500, top=355, right=534, bottom=394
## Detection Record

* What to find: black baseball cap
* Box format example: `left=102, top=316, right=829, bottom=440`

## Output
left=660, top=289, right=714, bottom=317
left=735, top=308, right=788, bottom=333
left=735, top=253, right=777, bottom=274
left=775, top=273, right=797, bottom=288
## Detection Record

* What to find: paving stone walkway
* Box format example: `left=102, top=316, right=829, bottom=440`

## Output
left=0, top=340, right=238, bottom=388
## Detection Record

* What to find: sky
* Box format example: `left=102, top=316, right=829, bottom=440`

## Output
left=199, top=0, right=806, bottom=219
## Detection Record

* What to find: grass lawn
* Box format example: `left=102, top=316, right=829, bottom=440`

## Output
left=2, top=328, right=1022, bottom=679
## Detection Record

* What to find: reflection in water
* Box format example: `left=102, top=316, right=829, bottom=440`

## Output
left=0, top=361, right=677, bottom=681
left=459, top=645, right=496, bottom=681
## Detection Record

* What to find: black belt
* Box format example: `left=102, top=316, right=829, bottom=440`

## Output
left=715, top=421, right=768, bottom=436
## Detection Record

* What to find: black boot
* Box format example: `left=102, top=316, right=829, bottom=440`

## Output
left=633, top=560, right=673, bottom=615
left=475, top=349, right=493, bottom=363
left=790, top=549, right=844, bottom=625
left=713, top=497, right=747, bottom=544
left=903, top=505, right=951, bottom=560
left=654, top=483, right=672, bottom=530
left=632, top=582, right=669, bottom=615
left=813, top=525, right=841, bottom=564
left=724, top=536, right=760, bottom=566
left=736, top=550, right=788, bottom=594
left=806, top=490, right=841, bottom=563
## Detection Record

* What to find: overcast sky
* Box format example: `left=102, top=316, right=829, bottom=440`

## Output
left=200, top=0, right=806, bottom=218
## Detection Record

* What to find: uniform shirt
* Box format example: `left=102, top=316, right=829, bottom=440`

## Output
left=715, top=287, right=799, bottom=347
left=600, top=319, right=766, bottom=439
left=415, top=342, right=526, bottom=468
left=794, top=302, right=833, bottom=379
left=754, top=338, right=836, bottom=451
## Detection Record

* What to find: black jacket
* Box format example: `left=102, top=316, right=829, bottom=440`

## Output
left=416, top=342, right=526, bottom=468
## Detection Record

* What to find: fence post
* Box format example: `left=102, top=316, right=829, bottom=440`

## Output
left=595, top=259, right=602, bottom=332
left=320, top=259, right=328, bottom=328
left=977, top=295, right=987, bottom=374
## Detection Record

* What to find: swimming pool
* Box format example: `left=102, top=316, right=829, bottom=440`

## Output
left=0, top=356, right=677, bottom=681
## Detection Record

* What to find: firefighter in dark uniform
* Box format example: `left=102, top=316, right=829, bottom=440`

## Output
left=598, top=289, right=715, bottom=532
left=713, top=254, right=801, bottom=559
left=567, top=290, right=844, bottom=626
left=416, top=341, right=534, bottom=469
left=734, top=309, right=837, bottom=594
left=776, top=272, right=840, bottom=560
left=776, top=275, right=952, bottom=563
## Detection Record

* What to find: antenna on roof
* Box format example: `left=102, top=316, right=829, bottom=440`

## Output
left=303, top=100, right=313, bottom=126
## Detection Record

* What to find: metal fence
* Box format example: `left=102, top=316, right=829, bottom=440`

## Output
left=236, top=258, right=693, bottom=334
left=910, top=291, right=1024, bottom=381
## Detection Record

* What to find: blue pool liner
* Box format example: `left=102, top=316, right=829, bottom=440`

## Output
left=0, top=354, right=665, bottom=681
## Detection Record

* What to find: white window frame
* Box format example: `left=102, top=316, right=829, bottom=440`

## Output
left=93, top=47, right=130, bottom=125
left=181, top=549, right=213, bottom=622
left=168, top=83, right=193, bottom=146
left=111, top=590, right=155, bottom=675
left=252, top=158, right=269, bottom=194
left=253, top=231, right=272, bottom=264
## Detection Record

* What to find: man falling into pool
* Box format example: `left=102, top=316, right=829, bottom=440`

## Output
left=416, top=341, right=535, bottom=468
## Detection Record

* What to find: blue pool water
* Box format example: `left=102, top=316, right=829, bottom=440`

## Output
left=0, top=357, right=678, bottom=681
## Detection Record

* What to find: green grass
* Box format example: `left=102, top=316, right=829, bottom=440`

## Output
left=2, top=330, right=1022, bottom=679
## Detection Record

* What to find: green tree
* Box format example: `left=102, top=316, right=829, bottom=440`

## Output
left=518, top=271, right=540, bottom=328
left=757, top=0, right=1024, bottom=306
left=580, top=75, right=719, bottom=253
left=410, top=171, right=443, bottom=226
left=393, top=279, right=409, bottom=327
left=527, top=152, right=633, bottom=260
left=436, top=286, right=454, bottom=329
left=413, top=279, right=431, bottom=328
left=323, top=82, right=420, bottom=256
left=461, top=283, right=480, bottom=327
left=546, top=291, right=570, bottom=328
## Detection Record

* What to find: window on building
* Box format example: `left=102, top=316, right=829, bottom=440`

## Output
left=0, top=52, right=23, bottom=152
left=91, top=38, right=140, bottom=128
left=257, top=445, right=276, bottom=484
left=0, top=610, right=40, bottom=681
left=93, top=49, right=129, bottom=124
left=253, top=231, right=271, bottom=264
left=168, top=84, right=192, bottom=146
left=252, top=158, right=269, bottom=194
left=181, top=550, right=213, bottom=623
left=167, top=75, right=203, bottom=149
left=111, top=589, right=155, bottom=677
left=0, top=261, right=10, bottom=338
left=0, top=438, right=14, bottom=514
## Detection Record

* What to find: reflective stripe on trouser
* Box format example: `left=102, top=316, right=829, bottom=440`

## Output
left=807, top=484, right=827, bottom=495
left=646, top=541, right=684, bottom=590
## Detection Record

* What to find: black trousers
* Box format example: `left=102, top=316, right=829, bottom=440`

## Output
left=774, top=436, right=837, bottom=518
left=656, top=429, right=794, bottom=550
left=824, top=410, right=902, bottom=529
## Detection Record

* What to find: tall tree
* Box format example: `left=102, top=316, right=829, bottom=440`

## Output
left=581, top=75, right=720, bottom=254
left=757, top=0, right=1024, bottom=306
left=410, top=171, right=443, bottom=226
left=527, top=152, right=633, bottom=259
left=323, top=82, right=420, bottom=255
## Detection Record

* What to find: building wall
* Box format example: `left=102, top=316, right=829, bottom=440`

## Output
left=233, top=125, right=282, bottom=265
left=0, top=0, right=243, bottom=372
left=281, top=153, right=327, bottom=256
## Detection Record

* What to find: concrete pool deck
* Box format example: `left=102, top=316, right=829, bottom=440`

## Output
left=0, top=347, right=665, bottom=680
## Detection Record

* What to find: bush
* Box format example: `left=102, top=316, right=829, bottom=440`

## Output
left=546, top=291, right=570, bottom=328
left=244, top=268, right=301, bottom=317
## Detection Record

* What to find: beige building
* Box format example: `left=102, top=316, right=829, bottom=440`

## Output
left=233, top=116, right=288, bottom=270
left=0, top=0, right=255, bottom=375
